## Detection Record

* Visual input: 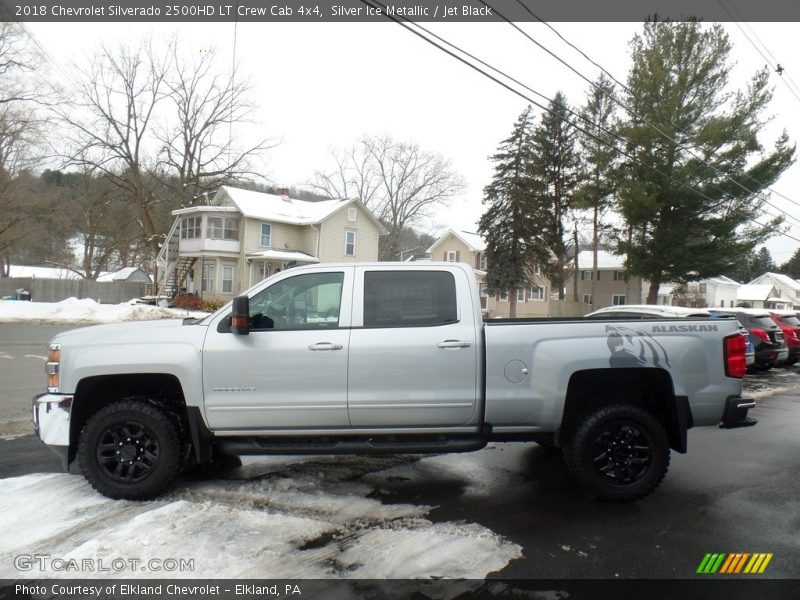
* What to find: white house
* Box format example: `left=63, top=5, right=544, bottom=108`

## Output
left=748, top=272, right=800, bottom=309
left=657, top=275, right=740, bottom=308
left=736, top=283, right=792, bottom=310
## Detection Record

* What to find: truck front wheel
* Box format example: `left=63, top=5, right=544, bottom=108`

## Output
left=77, top=399, right=181, bottom=500
left=564, top=404, right=670, bottom=502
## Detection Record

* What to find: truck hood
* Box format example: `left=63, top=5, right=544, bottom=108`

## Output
left=52, top=318, right=206, bottom=346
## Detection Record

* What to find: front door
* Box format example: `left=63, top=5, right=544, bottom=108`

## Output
left=203, top=268, right=353, bottom=430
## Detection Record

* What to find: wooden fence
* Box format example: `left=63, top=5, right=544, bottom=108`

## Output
left=0, top=277, right=152, bottom=304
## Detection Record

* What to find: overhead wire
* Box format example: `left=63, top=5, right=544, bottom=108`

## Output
left=486, top=0, right=800, bottom=224
left=514, top=0, right=800, bottom=219
left=358, top=0, right=800, bottom=245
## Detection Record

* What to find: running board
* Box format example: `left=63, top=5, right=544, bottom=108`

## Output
left=217, top=435, right=487, bottom=456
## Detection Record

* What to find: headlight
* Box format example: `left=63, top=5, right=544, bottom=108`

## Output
left=46, top=343, right=61, bottom=392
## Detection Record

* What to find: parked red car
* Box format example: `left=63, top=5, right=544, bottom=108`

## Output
left=769, top=310, right=800, bottom=365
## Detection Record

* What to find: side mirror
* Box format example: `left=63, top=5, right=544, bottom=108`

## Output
left=230, top=296, right=251, bottom=335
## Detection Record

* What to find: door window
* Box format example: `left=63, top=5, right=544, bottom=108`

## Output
left=363, top=271, right=457, bottom=328
left=248, top=272, right=344, bottom=330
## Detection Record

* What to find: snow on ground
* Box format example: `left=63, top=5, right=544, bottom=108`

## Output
left=0, top=297, right=208, bottom=324
left=0, top=455, right=522, bottom=580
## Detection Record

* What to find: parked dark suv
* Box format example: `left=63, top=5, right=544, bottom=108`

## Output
left=713, top=308, right=788, bottom=370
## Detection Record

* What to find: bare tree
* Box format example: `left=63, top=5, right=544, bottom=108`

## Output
left=311, top=135, right=464, bottom=260
left=0, top=23, right=51, bottom=274
left=57, top=39, right=172, bottom=271
left=155, top=45, right=274, bottom=208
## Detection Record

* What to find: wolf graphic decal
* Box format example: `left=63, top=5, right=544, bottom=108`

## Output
left=605, top=324, right=672, bottom=369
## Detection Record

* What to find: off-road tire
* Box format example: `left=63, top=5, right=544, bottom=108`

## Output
left=564, top=404, right=670, bottom=502
left=77, top=399, right=181, bottom=500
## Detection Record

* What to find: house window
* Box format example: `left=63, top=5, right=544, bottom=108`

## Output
left=446, top=250, right=457, bottom=262
left=348, top=207, right=357, bottom=222
left=499, top=290, right=508, bottom=301
left=532, top=263, right=541, bottom=274
left=260, top=223, right=272, bottom=247
left=222, top=264, right=235, bottom=294
left=181, top=216, right=201, bottom=239
left=480, top=252, right=487, bottom=271
left=612, top=294, right=626, bottom=306
left=529, top=285, right=545, bottom=300
left=699, top=283, right=707, bottom=293
left=201, top=262, right=215, bottom=293
left=583, top=293, right=592, bottom=304
left=614, top=270, right=624, bottom=281
left=345, top=230, right=356, bottom=256
left=517, top=288, right=526, bottom=302
left=720, top=300, right=725, bottom=307
left=479, top=283, right=488, bottom=297
left=581, top=270, right=592, bottom=280
left=208, top=217, right=239, bottom=240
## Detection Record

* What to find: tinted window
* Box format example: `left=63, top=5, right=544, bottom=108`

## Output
left=248, top=272, right=344, bottom=330
left=748, top=315, right=779, bottom=329
left=364, top=271, right=457, bottom=328
left=779, top=315, right=800, bottom=327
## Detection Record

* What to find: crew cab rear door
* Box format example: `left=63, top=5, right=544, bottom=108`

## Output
left=347, top=266, right=480, bottom=427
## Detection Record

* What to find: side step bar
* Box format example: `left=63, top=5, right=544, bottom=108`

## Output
left=217, top=435, right=487, bottom=456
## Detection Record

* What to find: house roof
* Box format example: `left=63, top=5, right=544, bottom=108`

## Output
left=737, top=284, right=776, bottom=301
left=749, top=272, right=800, bottom=293
left=705, top=275, right=740, bottom=287
left=577, top=250, right=625, bottom=269
left=245, top=249, right=319, bottom=263
left=427, top=228, right=486, bottom=254
left=96, top=267, right=153, bottom=283
left=205, top=186, right=385, bottom=231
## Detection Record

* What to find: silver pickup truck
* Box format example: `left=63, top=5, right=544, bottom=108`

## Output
left=33, top=262, right=755, bottom=502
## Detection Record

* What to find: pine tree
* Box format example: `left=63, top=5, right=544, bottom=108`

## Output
left=478, top=106, right=538, bottom=318
left=574, top=75, right=619, bottom=306
left=780, top=248, right=800, bottom=279
left=529, top=92, right=581, bottom=300
left=748, top=246, right=776, bottom=280
left=616, top=20, right=795, bottom=303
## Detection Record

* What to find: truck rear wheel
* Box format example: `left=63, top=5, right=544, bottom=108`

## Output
left=564, top=404, right=670, bottom=502
left=77, top=399, right=181, bottom=500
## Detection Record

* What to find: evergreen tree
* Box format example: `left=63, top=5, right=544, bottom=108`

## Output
left=615, top=20, right=795, bottom=303
left=529, top=92, right=581, bottom=300
left=748, top=246, right=776, bottom=280
left=574, top=75, right=619, bottom=306
left=780, top=247, right=800, bottom=279
left=478, top=106, right=538, bottom=317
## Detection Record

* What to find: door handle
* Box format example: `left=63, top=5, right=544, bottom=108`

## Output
left=308, top=342, right=343, bottom=351
left=437, top=340, right=471, bottom=349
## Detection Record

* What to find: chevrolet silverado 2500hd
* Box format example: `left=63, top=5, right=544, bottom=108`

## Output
left=33, top=262, right=755, bottom=502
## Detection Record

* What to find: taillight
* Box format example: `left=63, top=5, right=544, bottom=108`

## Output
left=749, top=328, right=770, bottom=343
left=724, top=334, right=746, bottom=379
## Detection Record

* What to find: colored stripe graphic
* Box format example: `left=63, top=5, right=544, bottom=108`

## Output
left=699, top=553, right=772, bottom=574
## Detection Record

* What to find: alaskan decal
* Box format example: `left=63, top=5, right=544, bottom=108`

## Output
left=605, top=324, right=672, bottom=369
left=651, top=324, right=719, bottom=333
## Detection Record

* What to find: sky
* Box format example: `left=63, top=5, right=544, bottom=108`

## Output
left=25, top=19, right=800, bottom=265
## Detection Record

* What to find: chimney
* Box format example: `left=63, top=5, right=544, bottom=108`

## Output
left=277, top=187, right=290, bottom=201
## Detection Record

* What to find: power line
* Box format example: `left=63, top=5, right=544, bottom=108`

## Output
left=487, top=0, right=800, bottom=220
left=719, top=0, right=800, bottom=106
left=359, top=0, right=800, bottom=248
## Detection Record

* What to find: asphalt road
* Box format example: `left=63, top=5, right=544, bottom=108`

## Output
left=1, top=323, right=799, bottom=580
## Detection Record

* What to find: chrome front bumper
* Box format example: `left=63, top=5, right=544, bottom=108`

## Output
left=32, top=393, right=72, bottom=470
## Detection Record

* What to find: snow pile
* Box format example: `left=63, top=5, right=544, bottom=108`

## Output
left=0, top=297, right=208, bottom=324
left=0, top=455, right=522, bottom=580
